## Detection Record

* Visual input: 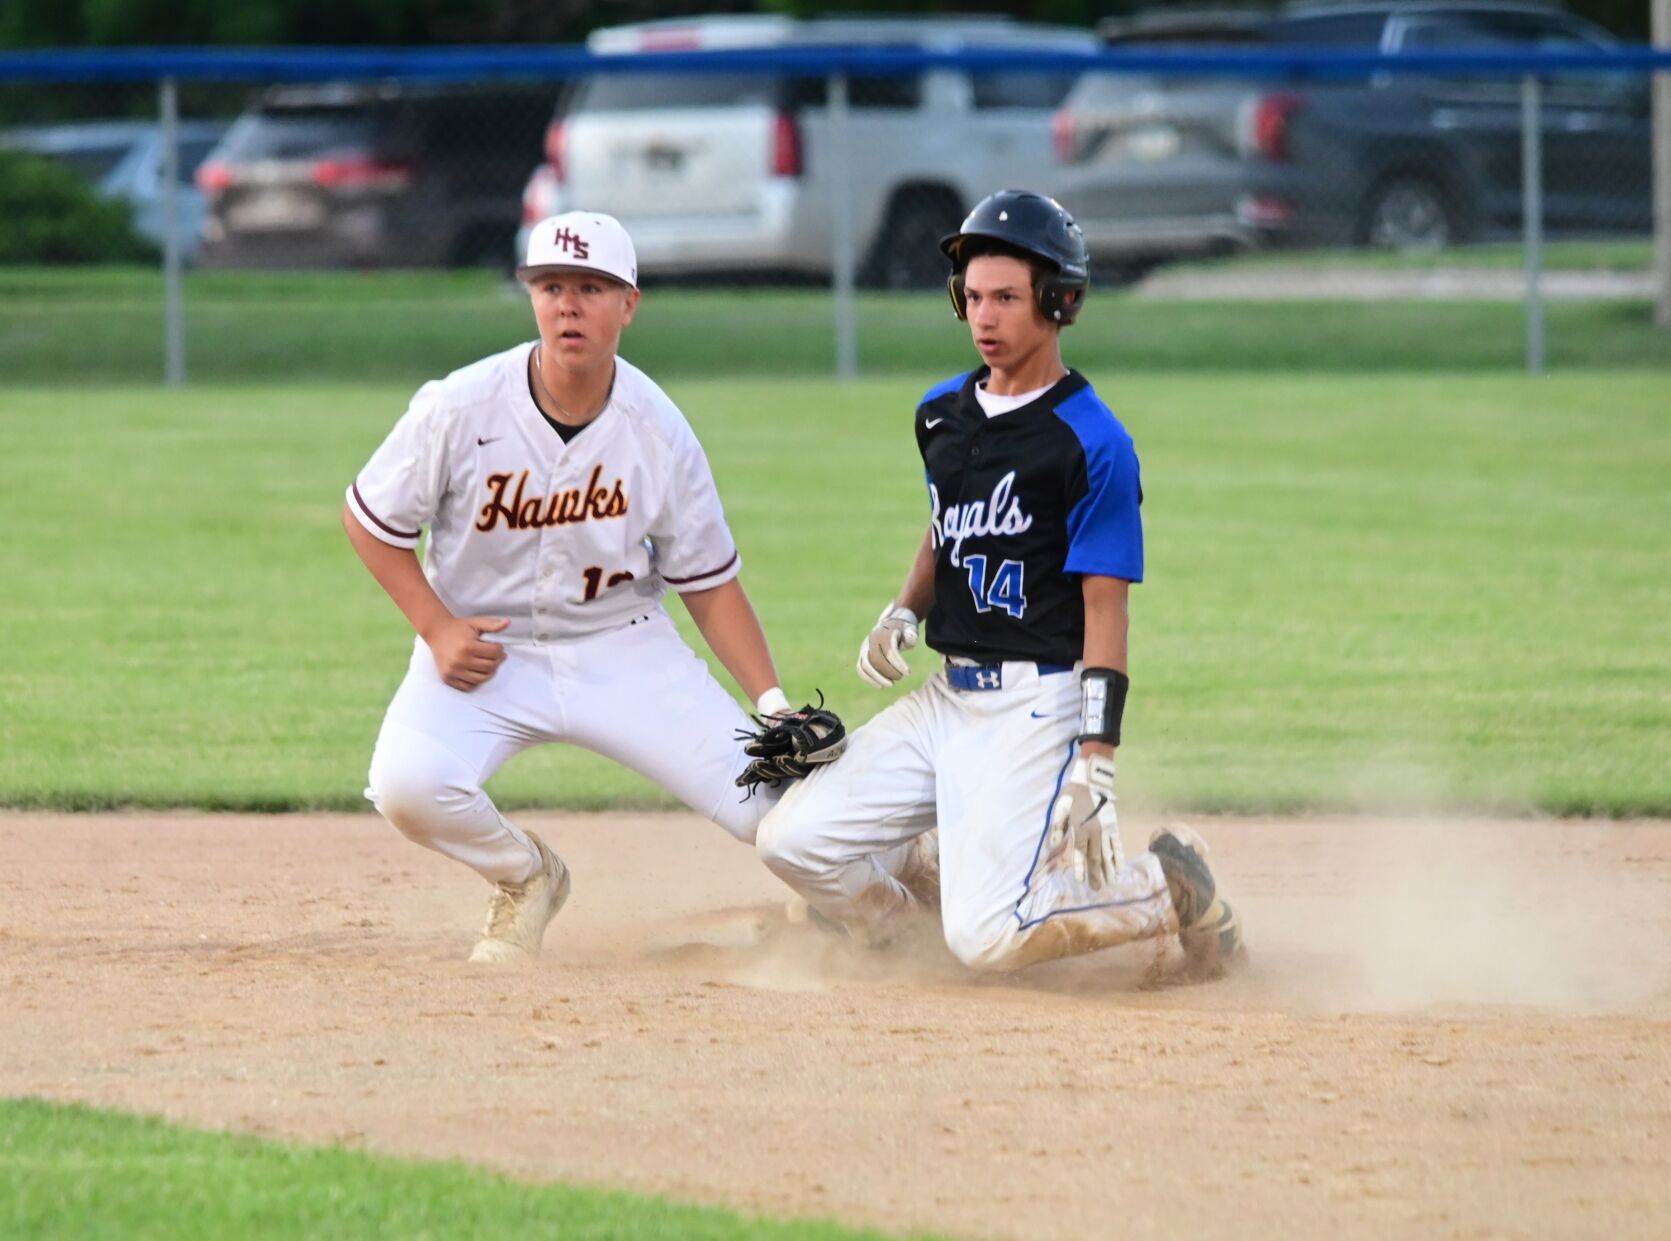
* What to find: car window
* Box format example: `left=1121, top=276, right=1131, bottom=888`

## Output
left=788, top=75, right=923, bottom=110
left=1102, top=21, right=1270, bottom=47
left=579, top=74, right=786, bottom=111
left=578, top=73, right=921, bottom=112
left=1403, top=13, right=1628, bottom=100
left=54, top=144, right=133, bottom=181
left=219, top=108, right=387, bottom=161
left=1267, top=14, right=1387, bottom=46
left=176, top=138, right=219, bottom=184
left=1398, top=14, right=1606, bottom=51
left=411, top=95, right=551, bottom=156
left=970, top=72, right=1079, bottom=110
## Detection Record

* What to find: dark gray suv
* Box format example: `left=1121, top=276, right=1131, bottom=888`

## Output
left=1050, top=2, right=1650, bottom=259
left=1245, top=2, right=1652, bottom=249
left=198, top=83, right=557, bottom=268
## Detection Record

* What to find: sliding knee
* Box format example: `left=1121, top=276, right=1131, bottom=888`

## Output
left=942, top=914, right=1021, bottom=974
left=755, top=810, right=838, bottom=888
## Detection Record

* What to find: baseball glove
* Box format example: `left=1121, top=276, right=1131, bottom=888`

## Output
left=734, top=693, right=848, bottom=793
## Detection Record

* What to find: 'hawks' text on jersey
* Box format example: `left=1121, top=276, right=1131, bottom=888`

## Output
left=348, top=346, right=740, bottom=645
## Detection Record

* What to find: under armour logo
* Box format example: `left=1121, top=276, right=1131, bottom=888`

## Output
left=975, top=669, right=1001, bottom=689
left=549, top=226, right=590, bottom=260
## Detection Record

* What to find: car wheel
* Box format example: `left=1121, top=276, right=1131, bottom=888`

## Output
left=1358, top=176, right=1457, bottom=252
left=863, top=192, right=962, bottom=290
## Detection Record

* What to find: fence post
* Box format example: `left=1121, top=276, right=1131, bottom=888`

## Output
left=1654, top=0, right=1671, bottom=329
left=159, top=76, right=186, bottom=387
left=1520, top=74, right=1545, bottom=375
left=827, top=72, right=858, bottom=382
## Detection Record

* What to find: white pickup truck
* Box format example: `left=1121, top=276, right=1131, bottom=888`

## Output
left=518, top=14, right=1097, bottom=287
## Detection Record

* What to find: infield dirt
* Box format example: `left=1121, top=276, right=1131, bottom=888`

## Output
left=3, top=812, right=1669, bottom=1240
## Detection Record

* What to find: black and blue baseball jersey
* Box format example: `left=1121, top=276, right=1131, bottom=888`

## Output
left=916, top=368, right=1143, bottom=666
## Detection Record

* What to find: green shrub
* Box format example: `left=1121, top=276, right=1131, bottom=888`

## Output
left=0, top=149, right=156, bottom=264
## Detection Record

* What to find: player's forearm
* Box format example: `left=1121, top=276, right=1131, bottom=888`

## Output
left=894, top=528, right=937, bottom=616
left=1080, top=575, right=1131, bottom=759
left=679, top=578, right=781, bottom=705
left=342, top=504, right=453, bottom=639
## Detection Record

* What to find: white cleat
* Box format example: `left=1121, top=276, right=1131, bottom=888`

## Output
left=468, top=832, right=571, bottom=965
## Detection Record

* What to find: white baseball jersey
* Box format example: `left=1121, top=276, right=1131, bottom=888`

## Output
left=347, top=342, right=740, bottom=645
left=353, top=340, right=934, bottom=909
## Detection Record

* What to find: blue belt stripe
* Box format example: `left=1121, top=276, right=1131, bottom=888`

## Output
left=946, top=662, right=1073, bottom=692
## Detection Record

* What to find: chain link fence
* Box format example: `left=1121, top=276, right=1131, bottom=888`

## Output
left=1, top=27, right=1667, bottom=382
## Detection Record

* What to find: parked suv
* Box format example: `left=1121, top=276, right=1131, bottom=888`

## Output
left=1245, top=2, right=1651, bottom=249
left=536, top=15, right=1097, bottom=286
left=198, top=83, right=557, bottom=268
left=1051, top=2, right=1649, bottom=259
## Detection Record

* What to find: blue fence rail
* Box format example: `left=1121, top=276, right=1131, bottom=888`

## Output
left=2, top=44, right=1671, bottom=82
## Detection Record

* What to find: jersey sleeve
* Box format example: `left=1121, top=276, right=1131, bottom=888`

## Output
left=345, top=382, right=450, bottom=550
left=1064, top=433, right=1144, bottom=583
left=649, top=426, right=741, bottom=593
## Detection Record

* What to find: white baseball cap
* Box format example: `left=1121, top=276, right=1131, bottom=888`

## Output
left=517, top=211, right=638, bottom=288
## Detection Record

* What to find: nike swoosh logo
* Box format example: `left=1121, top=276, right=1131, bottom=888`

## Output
left=1077, top=795, right=1109, bottom=830
left=477, top=436, right=501, bottom=446
left=925, top=418, right=945, bottom=429
left=1030, top=710, right=1069, bottom=719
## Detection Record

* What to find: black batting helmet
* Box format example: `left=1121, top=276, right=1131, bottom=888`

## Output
left=941, top=190, right=1090, bottom=326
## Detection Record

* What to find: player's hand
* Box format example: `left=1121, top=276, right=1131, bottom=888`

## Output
left=856, top=604, right=918, bottom=688
left=425, top=616, right=510, bottom=691
left=1046, top=753, right=1123, bottom=889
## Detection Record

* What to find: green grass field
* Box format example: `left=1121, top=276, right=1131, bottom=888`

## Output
left=0, top=1099, right=923, bottom=1241
left=0, top=269, right=1665, bottom=384
left=2, top=369, right=1666, bottom=816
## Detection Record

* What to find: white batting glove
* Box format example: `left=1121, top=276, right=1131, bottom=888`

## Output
left=856, top=604, right=918, bottom=689
left=1046, top=754, right=1123, bottom=890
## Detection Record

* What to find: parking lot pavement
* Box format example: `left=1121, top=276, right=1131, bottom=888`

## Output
left=1137, top=265, right=1657, bottom=301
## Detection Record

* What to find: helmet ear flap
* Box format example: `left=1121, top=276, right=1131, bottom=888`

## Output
left=1037, top=274, right=1087, bottom=326
left=947, top=270, right=968, bottom=321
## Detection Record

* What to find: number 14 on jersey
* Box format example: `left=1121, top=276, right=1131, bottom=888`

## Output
left=963, top=555, right=1027, bottom=619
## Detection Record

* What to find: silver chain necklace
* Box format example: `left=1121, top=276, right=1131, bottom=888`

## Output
left=532, top=346, right=614, bottom=424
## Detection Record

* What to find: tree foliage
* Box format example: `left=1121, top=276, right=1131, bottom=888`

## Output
left=0, top=150, right=154, bottom=263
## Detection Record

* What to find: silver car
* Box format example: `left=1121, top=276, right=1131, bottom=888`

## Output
left=1044, top=12, right=1271, bottom=281
left=533, top=15, right=1097, bottom=286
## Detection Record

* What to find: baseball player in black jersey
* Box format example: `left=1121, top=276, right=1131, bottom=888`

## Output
left=758, top=191, right=1243, bottom=977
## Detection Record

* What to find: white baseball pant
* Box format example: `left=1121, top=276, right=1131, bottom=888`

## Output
left=757, top=661, right=1176, bottom=972
left=366, top=609, right=778, bottom=885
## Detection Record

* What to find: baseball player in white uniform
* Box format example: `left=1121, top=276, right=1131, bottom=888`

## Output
left=757, top=192, right=1243, bottom=978
left=343, top=212, right=928, bottom=964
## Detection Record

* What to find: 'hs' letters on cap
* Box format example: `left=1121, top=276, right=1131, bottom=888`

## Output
left=548, top=227, right=590, bottom=260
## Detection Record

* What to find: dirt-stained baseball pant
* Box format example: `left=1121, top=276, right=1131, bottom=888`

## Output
left=757, top=661, right=1176, bottom=971
left=366, top=609, right=779, bottom=885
